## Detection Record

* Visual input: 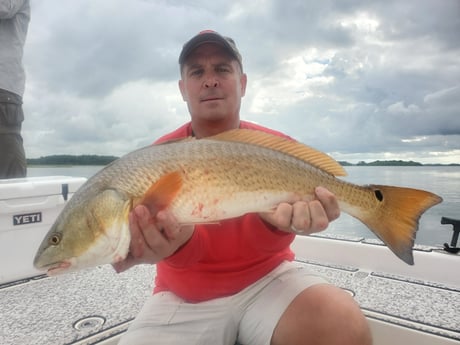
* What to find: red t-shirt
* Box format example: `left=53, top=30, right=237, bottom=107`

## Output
left=153, top=121, right=295, bottom=302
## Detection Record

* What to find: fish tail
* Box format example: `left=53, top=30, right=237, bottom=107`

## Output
left=354, top=185, right=442, bottom=265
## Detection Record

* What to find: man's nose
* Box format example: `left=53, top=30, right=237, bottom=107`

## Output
left=204, top=75, right=219, bottom=88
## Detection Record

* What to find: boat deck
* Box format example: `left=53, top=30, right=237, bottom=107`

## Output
left=1, top=236, right=459, bottom=345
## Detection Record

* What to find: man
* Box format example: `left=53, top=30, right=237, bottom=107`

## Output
left=116, top=30, right=372, bottom=345
left=0, top=0, right=30, bottom=179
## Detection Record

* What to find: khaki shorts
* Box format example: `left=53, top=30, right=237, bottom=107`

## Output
left=119, top=261, right=328, bottom=345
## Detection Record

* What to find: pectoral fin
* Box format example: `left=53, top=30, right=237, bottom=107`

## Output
left=137, top=171, right=183, bottom=215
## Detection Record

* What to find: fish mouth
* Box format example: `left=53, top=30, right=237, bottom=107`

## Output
left=44, top=261, right=72, bottom=276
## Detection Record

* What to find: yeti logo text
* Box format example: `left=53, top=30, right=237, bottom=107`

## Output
left=13, top=212, right=42, bottom=226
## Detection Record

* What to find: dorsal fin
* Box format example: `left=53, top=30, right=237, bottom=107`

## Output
left=156, top=136, right=196, bottom=145
left=208, top=129, right=346, bottom=176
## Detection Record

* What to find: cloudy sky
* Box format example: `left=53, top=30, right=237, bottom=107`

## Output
left=22, top=0, right=460, bottom=164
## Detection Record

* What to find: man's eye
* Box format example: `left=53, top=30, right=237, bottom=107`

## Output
left=190, top=69, right=203, bottom=76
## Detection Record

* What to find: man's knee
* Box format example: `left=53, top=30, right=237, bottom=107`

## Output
left=320, top=285, right=372, bottom=344
left=272, top=284, right=372, bottom=345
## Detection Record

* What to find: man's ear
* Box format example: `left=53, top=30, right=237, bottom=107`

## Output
left=240, top=73, right=247, bottom=97
left=178, top=79, right=187, bottom=101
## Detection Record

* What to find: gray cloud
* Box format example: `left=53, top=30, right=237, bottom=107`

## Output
left=21, top=0, right=460, bottom=164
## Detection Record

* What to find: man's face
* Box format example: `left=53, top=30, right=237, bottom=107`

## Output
left=179, top=43, right=247, bottom=125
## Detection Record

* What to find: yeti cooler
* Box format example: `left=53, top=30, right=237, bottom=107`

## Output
left=0, top=176, right=87, bottom=284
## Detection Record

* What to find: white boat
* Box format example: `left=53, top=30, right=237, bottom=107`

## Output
left=0, top=176, right=459, bottom=344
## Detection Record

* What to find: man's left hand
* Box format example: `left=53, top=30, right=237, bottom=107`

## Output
left=259, top=186, right=340, bottom=235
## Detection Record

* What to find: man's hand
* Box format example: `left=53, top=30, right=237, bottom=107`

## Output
left=112, top=205, right=194, bottom=273
left=259, top=186, right=340, bottom=235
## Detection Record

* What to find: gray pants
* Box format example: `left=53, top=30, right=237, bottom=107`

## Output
left=0, top=89, right=26, bottom=179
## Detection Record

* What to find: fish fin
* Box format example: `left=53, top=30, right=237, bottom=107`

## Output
left=353, top=185, right=442, bottom=265
left=139, top=171, right=183, bottom=214
left=208, top=129, right=346, bottom=176
left=156, top=136, right=196, bottom=145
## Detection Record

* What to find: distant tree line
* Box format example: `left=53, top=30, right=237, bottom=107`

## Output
left=353, top=160, right=458, bottom=166
left=27, top=155, right=118, bottom=166
left=26, top=155, right=458, bottom=167
left=356, top=160, right=422, bottom=166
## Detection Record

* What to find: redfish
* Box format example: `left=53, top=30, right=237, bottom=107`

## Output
left=33, top=129, right=442, bottom=274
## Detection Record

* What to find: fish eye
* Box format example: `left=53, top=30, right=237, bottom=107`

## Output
left=49, top=233, right=62, bottom=246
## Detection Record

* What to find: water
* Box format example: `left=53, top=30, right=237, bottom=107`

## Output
left=27, top=165, right=105, bottom=179
left=323, top=166, right=460, bottom=248
left=27, top=165, right=460, bottom=248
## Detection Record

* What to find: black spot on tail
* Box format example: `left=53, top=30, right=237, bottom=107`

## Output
left=374, top=189, right=384, bottom=202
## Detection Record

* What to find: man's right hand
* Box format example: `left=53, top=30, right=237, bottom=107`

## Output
left=112, top=205, right=194, bottom=273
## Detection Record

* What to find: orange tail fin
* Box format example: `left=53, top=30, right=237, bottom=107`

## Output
left=357, top=185, right=442, bottom=265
